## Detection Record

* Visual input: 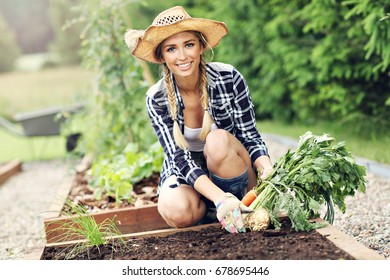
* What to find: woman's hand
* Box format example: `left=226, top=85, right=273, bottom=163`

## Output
left=259, top=166, right=274, bottom=180
left=214, top=192, right=253, bottom=233
left=254, top=155, right=274, bottom=180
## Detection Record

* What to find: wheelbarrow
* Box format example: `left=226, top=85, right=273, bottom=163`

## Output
left=0, top=103, right=84, bottom=153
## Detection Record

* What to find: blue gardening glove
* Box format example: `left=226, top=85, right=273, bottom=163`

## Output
left=214, top=193, right=253, bottom=233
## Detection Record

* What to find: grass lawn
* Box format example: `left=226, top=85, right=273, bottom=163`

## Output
left=0, top=66, right=92, bottom=118
left=0, top=129, right=66, bottom=162
left=258, top=120, right=390, bottom=165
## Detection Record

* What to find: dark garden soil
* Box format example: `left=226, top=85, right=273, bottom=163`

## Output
left=62, top=171, right=160, bottom=215
left=42, top=218, right=354, bottom=260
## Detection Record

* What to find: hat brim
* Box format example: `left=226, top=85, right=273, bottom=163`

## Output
left=132, top=18, right=228, bottom=64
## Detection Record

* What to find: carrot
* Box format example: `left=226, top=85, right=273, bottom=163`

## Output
left=241, top=189, right=257, bottom=207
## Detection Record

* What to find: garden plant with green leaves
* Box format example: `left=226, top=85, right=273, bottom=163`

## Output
left=49, top=200, right=127, bottom=260
left=90, top=142, right=164, bottom=204
left=248, top=131, right=367, bottom=232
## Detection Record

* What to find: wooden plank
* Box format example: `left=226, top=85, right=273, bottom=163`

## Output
left=38, top=153, right=91, bottom=221
left=315, top=219, right=386, bottom=260
left=0, top=159, right=22, bottom=185
left=41, top=176, right=75, bottom=220
left=75, top=153, right=94, bottom=173
left=45, top=223, right=219, bottom=248
left=23, top=246, right=45, bottom=260
left=44, top=204, right=170, bottom=243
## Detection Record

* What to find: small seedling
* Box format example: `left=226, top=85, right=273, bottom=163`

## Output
left=47, top=200, right=127, bottom=259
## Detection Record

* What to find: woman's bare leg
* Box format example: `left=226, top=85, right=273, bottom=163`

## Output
left=157, top=175, right=206, bottom=228
left=204, top=129, right=257, bottom=189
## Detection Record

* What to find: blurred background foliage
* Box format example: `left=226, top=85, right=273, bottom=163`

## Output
left=207, top=0, right=390, bottom=136
left=0, top=13, right=20, bottom=72
left=0, top=0, right=389, bottom=160
left=1, top=0, right=389, bottom=202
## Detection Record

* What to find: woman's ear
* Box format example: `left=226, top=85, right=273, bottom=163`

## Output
left=160, top=52, right=166, bottom=63
left=200, top=45, right=205, bottom=55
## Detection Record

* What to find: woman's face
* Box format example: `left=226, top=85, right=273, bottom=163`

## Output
left=160, top=31, right=204, bottom=80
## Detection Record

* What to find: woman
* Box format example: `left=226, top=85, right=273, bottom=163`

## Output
left=124, top=6, right=273, bottom=233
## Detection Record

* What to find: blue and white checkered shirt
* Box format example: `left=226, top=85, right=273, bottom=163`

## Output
left=146, top=62, right=269, bottom=188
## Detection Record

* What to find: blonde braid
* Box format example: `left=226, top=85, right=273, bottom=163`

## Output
left=164, top=65, right=188, bottom=149
left=198, top=55, right=214, bottom=141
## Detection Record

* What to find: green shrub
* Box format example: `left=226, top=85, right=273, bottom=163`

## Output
left=205, top=0, right=390, bottom=135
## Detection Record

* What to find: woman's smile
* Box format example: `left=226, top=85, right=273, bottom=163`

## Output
left=177, top=61, right=192, bottom=71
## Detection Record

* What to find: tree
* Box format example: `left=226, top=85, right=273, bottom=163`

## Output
left=0, top=0, right=53, bottom=54
left=0, top=13, right=20, bottom=72
left=48, top=0, right=82, bottom=65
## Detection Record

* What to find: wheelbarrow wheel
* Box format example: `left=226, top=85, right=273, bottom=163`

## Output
left=66, top=133, right=82, bottom=152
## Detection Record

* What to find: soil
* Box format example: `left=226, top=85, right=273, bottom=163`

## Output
left=42, top=219, right=354, bottom=260
left=63, top=171, right=160, bottom=214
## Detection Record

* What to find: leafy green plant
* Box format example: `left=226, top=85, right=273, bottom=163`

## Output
left=381, top=13, right=390, bottom=21
left=64, top=0, right=156, bottom=157
left=249, top=131, right=367, bottom=231
left=90, top=141, right=164, bottom=204
left=50, top=200, right=127, bottom=260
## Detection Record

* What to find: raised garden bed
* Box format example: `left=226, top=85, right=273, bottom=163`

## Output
left=27, top=156, right=385, bottom=260
left=0, top=159, right=22, bottom=185
left=43, top=168, right=162, bottom=243
left=40, top=216, right=384, bottom=260
left=44, top=204, right=169, bottom=243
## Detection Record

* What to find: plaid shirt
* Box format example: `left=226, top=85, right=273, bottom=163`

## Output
left=146, top=62, right=269, bottom=188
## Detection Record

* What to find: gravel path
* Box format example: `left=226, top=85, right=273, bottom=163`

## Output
left=0, top=135, right=389, bottom=260
left=0, top=159, right=74, bottom=260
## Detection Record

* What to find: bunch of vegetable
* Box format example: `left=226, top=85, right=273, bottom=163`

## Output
left=243, top=131, right=367, bottom=231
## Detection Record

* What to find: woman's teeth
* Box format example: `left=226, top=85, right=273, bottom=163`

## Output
left=178, top=62, right=191, bottom=69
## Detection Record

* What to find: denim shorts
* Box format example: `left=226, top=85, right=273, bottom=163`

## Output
left=191, top=151, right=248, bottom=200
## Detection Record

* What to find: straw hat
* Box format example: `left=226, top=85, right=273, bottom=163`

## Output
left=124, top=6, right=228, bottom=64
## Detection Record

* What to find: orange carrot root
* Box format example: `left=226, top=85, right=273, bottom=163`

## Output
left=241, top=189, right=257, bottom=207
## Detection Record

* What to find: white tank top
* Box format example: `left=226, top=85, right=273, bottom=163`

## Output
left=184, top=123, right=218, bottom=152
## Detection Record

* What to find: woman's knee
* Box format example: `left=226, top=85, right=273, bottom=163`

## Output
left=157, top=183, right=205, bottom=228
left=158, top=199, right=196, bottom=228
left=204, top=129, right=230, bottom=163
